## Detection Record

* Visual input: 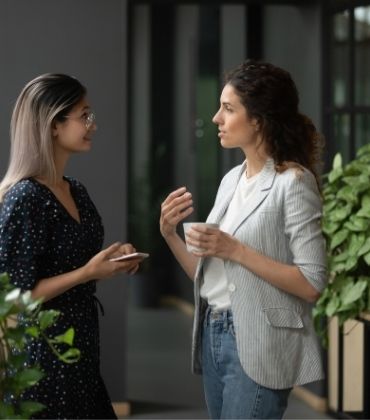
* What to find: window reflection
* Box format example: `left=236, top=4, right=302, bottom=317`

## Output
left=332, top=11, right=350, bottom=107
left=355, top=7, right=370, bottom=105
left=355, top=114, right=370, bottom=151
left=334, top=114, right=350, bottom=163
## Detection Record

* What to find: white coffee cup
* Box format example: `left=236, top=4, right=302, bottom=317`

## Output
left=183, top=222, right=219, bottom=253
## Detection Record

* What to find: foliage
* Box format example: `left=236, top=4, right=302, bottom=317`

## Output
left=314, top=144, right=370, bottom=346
left=0, top=272, right=80, bottom=419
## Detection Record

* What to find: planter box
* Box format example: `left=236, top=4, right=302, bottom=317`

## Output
left=328, top=314, right=370, bottom=418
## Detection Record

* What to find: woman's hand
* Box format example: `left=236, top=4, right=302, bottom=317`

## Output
left=84, top=242, right=141, bottom=281
left=185, top=225, right=242, bottom=261
left=160, top=187, right=193, bottom=238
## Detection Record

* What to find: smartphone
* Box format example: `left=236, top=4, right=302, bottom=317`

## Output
left=109, top=252, right=149, bottom=262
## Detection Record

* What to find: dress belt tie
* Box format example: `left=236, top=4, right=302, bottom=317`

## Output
left=92, top=295, right=105, bottom=316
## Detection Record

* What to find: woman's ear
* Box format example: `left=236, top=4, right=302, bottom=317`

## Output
left=252, top=119, right=260, bottom=132
left=51, top=120, right=59, bottom=137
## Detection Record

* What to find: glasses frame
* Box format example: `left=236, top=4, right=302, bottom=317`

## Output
left=63, top=111, right=96, bottom=130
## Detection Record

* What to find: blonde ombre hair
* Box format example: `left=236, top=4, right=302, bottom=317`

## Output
left=0, top=73, right=86, bottom=202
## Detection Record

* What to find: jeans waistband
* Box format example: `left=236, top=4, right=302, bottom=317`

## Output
left=204, top=306, right=233, bottom=328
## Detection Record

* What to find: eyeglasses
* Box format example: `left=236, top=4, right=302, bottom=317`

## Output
left=64, top=111, right=96, bottom=129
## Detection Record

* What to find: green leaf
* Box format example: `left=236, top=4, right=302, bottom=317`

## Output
left=38, top=310, right=60, bottom=330
left=333, top=251, right=349, bottom=263
left=5, top=327, right=26, bottom=344
left=344, top=256, right=358, bottom=271
left=0, top=402, right=15, bottom=419
left=329, top=205, right=352, bottom=223
left=356, top=207, right=370, bottom=218
left=356, top=143, right=370, bottom=158
left=59, top=348, right=81, bottom=364
left=53, top=328, right=75, bottom=346
left=332, top=275, right=353, bottom=292
left=358, top=238, right=370, bottom=257
left=344, top=217, right=369, bottom=232
left=26, top=326, right=39, bottom=338
left=328, top=167, right=343, bottom=184
left=7, top=353, right=27, bottom=369
left=364, top=251, right=370, bottom=266
left=5, top=288, right=21, bottom=302
left=325, top=294, right=340, bottom=317
left=330, top=229, right=349, bottom=250
left=330, top=261, right=346, bottom=273
left=337, top=186, right=359, bottom=204
left=0, top=301, right=13, bottom=317
left=323, top=200, right=338, bottom=214
left=16, top=368, right=44, bottom=387
left=361, top=194, right=370, bottom=210
left=348, top=233, right=366, bottom=256
left=19, top=401, right=45, bottom=416
left=341, top=279, right=367, bottom=306
left=333, top=153, right=343, bottom=170
left=322, top=220, right=340, bottom=235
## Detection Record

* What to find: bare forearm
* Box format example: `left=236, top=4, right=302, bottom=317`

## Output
left=164, top=233, right=199, bottom=281
left=32, top=265, right=92, bottom=302
left=232, top=242, right=320, bottom=302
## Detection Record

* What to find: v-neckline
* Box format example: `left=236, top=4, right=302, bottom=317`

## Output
left=30, top=177, right=82, bottom=225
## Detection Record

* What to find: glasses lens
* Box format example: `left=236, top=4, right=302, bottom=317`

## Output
left=86, top=112, right=95, bottom=128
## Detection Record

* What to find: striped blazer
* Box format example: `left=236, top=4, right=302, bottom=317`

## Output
left=191, top=159, right=327, bottom=389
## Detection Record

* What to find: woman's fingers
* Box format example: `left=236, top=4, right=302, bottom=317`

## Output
left=161, top=186, right=187, bottom=206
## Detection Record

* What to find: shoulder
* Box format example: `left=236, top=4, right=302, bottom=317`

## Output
left=0, top=179, right=45, bottom=221
left=275, top=165, right=318, bottom=191
left=2, top=179, right=41, bottom=206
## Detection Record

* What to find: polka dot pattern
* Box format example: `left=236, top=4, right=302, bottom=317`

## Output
left=0, top=177, right=117, bottom=419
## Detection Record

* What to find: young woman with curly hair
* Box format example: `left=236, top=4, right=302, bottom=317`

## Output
left=160, top=60, right=327, bottom=419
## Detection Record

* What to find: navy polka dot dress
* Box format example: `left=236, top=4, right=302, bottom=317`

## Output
left=0, top=177, right=117, bottom=419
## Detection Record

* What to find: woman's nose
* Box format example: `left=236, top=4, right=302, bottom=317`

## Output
left=212, top=110, right=221, bottom=124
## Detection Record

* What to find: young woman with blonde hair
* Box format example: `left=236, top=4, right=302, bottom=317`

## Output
left=0, top=74, right=144, bottom=418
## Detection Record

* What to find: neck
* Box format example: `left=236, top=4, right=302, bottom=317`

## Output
left=36, top=151, right=69, bottom=188
left=243, top=147, right=269, bottom=178
left=53, top=150, right=69, bottom=185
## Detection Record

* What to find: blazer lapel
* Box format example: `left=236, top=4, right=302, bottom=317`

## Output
left=207, top=163, right=246, bottom=224
left=229, top=158, right=277, bottom=235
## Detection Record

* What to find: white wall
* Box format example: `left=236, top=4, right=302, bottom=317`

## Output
left=0, top=0, right=128, bottom=402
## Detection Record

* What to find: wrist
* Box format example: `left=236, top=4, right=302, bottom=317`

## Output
left=232, top=240, right=246, bottom=263
left=79, top=264, right=93, bottom=284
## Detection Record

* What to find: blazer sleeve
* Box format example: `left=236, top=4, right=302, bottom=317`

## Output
left=284, top=170, right=327, bottom=292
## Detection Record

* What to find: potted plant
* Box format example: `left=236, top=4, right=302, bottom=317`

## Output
left=313, top=143, right=370, bottom=345
left=0, top=272, right=80, bottom=418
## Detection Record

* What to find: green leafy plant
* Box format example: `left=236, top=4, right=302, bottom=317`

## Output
left=0, top=272, right=80, bottom=419
left=314, top=144, right=370, bottom=346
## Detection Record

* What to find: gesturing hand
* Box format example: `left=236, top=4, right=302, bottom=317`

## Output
left=160, top=187, right=193, bottom=238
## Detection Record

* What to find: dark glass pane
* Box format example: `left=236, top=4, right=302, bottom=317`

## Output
left=332, top=11, right=350, bottom=107
left=333, top=114, right=351, bottom=162
left=355, top=114, right=370, bottom=151
left=355, top=7, right=370, bottom=106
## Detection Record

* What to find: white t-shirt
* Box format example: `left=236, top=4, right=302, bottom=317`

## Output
left=200, top=172, right=260, bottom=310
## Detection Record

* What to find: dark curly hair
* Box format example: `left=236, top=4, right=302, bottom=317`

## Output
left=224, top=60, right=324, bottom=183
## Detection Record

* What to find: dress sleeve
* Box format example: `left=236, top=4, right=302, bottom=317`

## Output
left=284, top=170, right=328, bottom=292
left=0, top=183, right=47, bottom=291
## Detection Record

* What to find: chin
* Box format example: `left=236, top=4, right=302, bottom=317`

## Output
left=220, top=140, right=235, bottom=149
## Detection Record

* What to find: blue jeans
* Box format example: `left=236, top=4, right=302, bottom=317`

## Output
left=201, top=307, right=291, bottom=419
